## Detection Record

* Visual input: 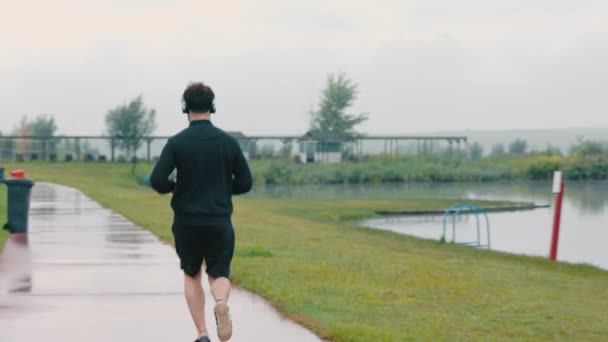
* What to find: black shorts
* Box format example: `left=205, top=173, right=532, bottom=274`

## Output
left=172, top=222, right=235, bottom=278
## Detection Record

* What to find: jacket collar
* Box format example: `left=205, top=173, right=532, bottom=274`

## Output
left=189, top=120, right=213, bottom=127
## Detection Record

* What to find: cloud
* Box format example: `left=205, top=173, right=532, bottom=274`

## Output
left=0, top=0, right=607, bottom=135
left=354, top=33, right=608, bottom=133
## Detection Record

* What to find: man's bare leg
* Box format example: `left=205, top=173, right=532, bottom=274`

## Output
left=208, top=275, right=231, bottom=302
left=209, top=275, right=232, bottom=341
left=184, top=271, right=208, bottom=338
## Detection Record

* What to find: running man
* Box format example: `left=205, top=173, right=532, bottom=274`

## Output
left=151, top=82, right=252, bottom=342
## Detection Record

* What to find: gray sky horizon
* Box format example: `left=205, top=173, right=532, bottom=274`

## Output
left=1, top=0, right=607, bottom=136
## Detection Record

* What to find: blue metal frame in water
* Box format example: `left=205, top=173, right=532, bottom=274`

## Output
left=441, top=204, right=491, bottom=248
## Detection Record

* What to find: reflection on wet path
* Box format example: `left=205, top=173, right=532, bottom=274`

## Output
left=0, top=183, right=321, bottom=341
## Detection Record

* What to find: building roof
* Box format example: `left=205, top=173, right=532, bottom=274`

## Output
left=301, top=129, right=343, bottom=141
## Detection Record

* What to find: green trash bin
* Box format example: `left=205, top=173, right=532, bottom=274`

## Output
left=3, top=178, right=35, bottom=233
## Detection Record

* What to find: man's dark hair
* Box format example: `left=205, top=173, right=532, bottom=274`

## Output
left=182, top=82, right=215, bottom=113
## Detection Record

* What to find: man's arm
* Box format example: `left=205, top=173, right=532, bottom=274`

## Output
left=150, top=138, right=176, bottom=194
left=232, top=141, right=252, bottom=195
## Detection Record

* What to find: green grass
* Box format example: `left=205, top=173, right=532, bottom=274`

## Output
left=5, top=162, right=608, bottom=341
left=249, top=153, right=608, bottom=185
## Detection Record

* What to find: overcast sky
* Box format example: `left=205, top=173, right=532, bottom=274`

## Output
left=1, top=0, right=607, bottom=136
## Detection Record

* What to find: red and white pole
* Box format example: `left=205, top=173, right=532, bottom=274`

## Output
left=549, top=171, right=565, bottom=261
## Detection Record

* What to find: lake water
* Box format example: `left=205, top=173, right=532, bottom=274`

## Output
left=248, top=181, right=608, bottom=270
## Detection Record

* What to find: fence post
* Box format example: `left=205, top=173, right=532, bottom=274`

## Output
left=42, top=138, right=47, bottom=161
left=75, top=137, right=81, bottom=161
left=111, top=139, right=115, bottom=162
left=550, top=171, right=566, bottom=261
left=146, top=138, right=152, bottom=162
left=395, top=138, right=399, bottom=156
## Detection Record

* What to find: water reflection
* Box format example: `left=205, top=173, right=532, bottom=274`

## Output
left=0, top=234, right=32, bottom=294
left=104, top=214, right=146, bottom=259
left=362, top=203, right=608, bottom=269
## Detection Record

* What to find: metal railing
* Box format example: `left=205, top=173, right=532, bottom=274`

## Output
left=0, top=134, right=468, bottom=162
left=441, top=204, right=491, bottom=248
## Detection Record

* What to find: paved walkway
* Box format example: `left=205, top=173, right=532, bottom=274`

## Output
left=0, top=183, right=322, bottom=342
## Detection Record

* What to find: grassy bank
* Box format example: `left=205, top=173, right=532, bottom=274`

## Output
left=5, top=162, right=608, bottom=341
left=249, top=154, right=608, bottom=185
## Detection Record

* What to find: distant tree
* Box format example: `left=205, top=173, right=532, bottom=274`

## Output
left=30, top=115, right=57, bottom=137
left=490, top=143, right=505, bottom=157
left=12, top=115, right=58, bottom=137
left=12, top=116, right=34, bottom=153
left=570, top=139, right=605, bottom=157
left=13, top=116, right=32, bottom=136
left=310, top=72, right=368, bottom=139
left=105, top=96, right=156, bottom=173
left=468, top=142, right=484, bottom=161
left=508, top=139, right=528, bottom=155
left=31, top=115, right=58, bottom=155
left=542, top=145, right=562, bottom=157
left=11, top=115, right=59, bottom=154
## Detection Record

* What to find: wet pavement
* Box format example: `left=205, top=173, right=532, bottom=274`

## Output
left=0, top=183, right=322, bottom=342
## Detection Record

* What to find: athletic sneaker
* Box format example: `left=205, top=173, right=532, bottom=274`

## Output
left=214, top=301, right=232, bottom=341
left=195, top=337, right=211, bottom=342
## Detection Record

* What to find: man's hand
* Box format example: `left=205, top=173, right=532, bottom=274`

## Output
left=172, top=172, right=177, bottom=193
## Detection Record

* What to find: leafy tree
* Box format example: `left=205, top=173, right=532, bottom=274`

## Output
left=14, top=115, right=57, bottom=157
left=12, top=116, right=34, bottom=154
left=13, top=116, right=32, bottom=139
left=30, top=115, right=57, bottom=137
left=508, top=138, right=528, bottom=155
left=105, top=96, right=156, bottom=173
left=30, top=115, right=58, bottom=156
left=12, top=115, right=57, bottom=137
left=310, top=72, right=368, bottom=139
left=570, top=139, right=605, bottom=157
left=468, top=142, right=484, bottom=161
